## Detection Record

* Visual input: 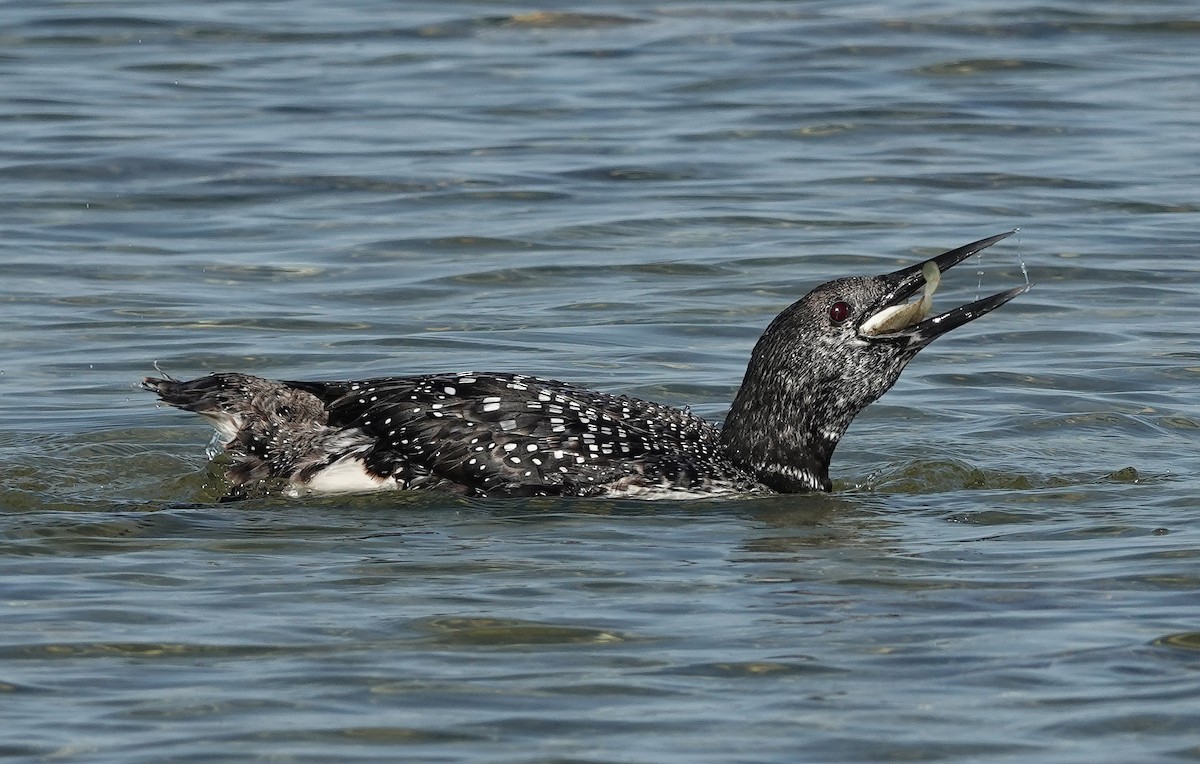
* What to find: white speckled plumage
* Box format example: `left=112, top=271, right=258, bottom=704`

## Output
left=145, top=371, right=761, bottom=499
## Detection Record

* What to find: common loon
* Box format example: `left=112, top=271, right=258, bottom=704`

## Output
left=144, top=232, right=1027, bottom=499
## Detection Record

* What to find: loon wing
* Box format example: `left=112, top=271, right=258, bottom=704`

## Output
left=290, top=372, right=731, bottom=497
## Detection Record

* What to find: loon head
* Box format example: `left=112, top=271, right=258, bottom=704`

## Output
left=720, top=231, right=1029, bottom=493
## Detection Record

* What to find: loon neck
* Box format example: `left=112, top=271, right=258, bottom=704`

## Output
left=718, top=363, right=858, bottom=493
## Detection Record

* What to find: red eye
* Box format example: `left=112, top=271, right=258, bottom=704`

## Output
left=829, top=301, right=852, bottom=324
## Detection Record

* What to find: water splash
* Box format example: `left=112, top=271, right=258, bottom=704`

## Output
left=1014, top=227, right=1031, bottom=286
left=975, top=227, right=1029, bottom=300
left=205, top=430, right=225, bottom=461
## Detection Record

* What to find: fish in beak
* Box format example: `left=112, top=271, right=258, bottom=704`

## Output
left=859, top=230, right=1030, bottom=349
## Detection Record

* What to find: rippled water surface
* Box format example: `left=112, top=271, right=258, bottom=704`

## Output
left=3, top=1, right=1200, bottom=761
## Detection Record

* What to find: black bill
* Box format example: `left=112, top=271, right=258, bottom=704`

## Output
left=861, top=230, right=1029, bottom=347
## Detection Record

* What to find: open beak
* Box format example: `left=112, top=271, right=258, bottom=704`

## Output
left=859, top=230, right=1029, bottom=348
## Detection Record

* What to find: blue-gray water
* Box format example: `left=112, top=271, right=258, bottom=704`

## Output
left=3, top=1, right=1199, bottom=761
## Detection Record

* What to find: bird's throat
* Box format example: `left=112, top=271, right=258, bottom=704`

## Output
left=718, top=369, right=855, bottom=493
